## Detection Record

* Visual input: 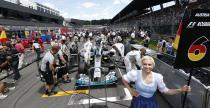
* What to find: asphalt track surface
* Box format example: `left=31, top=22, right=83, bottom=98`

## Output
left=0, top=42, right=171, bottom=108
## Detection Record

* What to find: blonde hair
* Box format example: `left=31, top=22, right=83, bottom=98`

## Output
left=141, top=56, right=155, bottom=67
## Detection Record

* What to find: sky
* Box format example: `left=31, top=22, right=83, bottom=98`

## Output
left=31, top=0, right=133, bottom=20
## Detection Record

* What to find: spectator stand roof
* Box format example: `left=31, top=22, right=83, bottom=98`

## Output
left=110, top=0, right=176, bottom=24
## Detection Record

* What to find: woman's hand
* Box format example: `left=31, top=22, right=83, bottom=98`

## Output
left=130, top=88, right=140, bottom=97
left=180, top=85, right=191, bottom=92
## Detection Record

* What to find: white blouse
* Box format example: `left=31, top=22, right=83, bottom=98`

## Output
left=123, top=70, right=169, bottom=98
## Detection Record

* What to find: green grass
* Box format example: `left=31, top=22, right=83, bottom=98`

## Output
left=148, top=40, right=158, bottom=51
left=134, top=39, right=158, bottom=51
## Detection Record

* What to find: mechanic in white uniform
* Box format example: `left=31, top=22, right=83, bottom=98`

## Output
left=109, top=36, right=124, bottom=57
left=83, top=37, right=93, bottom=64
left=124, top=46, right=146, bottom=72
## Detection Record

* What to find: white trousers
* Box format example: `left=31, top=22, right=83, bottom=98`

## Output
left=18, top=53, right=25, bottom=69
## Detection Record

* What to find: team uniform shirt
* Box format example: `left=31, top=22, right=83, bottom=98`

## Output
left=110, top=43, right=124, bottom=57
left=101, top=34, right=106, bottom=42
left=61, top=35, right=66, bottom=40
left=124, top=50, right=141, bottom=72
left=131, top=32, right=135, bottom=39
left=89, top=32, right=93, bottom=37
left=84, top=40, right=93, bottom=51
left=83, top=40, right=93, bottom=62
left=32, top=43, right=40, bottom=49
left=112, top=32, right=116, bottom=36
left=40, top=51, right=55, bottom=72
left=123, top=70, right=169, bottom=98
left=60, top=43, right=68, bottom=56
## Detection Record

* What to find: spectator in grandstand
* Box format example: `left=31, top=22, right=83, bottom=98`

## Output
left=40, top=44, right=60, bottom=96
left=122, top=56, right=191, bottom=108
left=15, top=40, right=25, bottom=69
left=124, top=47, right=146, bottom=72
left=166, top=37, right=175, bottom=56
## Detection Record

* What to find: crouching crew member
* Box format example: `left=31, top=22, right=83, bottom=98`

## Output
left=40, top=45, right=60, bottom=96
left=124, top=47, right=146, bottom=72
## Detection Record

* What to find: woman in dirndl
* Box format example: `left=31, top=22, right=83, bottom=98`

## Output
left=122, top=56, right=191, bottom=108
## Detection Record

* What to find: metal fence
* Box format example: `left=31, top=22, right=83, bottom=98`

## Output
left=154, top=54, right=210, bottom=108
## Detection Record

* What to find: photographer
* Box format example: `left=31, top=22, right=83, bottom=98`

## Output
left=5, top=42, right=21, bottom=81
left=0, top=46, right=10, bottom=72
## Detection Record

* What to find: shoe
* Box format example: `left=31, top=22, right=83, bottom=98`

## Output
left=52, top=91, right=57, bottom=95
left=11, top=80, right=17, bottom=84
left=0, top=94, right=8, bottom=100
left=45, top=90, right=57, bottom=96
left=63, top=80, right=71, bottom=83
left=8, top=86, right=16, bottom=90
left=45, top=90, right=51, bottom=96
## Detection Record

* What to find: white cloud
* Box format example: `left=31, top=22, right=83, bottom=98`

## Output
left=113, top=0, right=132, bottom=5
left=81, top=2, right=97, bottom=8
left=72, top=7, right=115, bottom=20
left=60, top=11, right=71, bottom=18
left=121, top=0, right=133, bottom=4
left=42, top=2, right=57, bottom=10
left=113, top=0, right=121, bottom=5
left=73, top=13, right=99, bottom=20
left=42, top=2, right=72, bottom=18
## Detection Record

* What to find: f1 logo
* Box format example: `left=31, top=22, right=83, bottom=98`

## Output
left=187, top=22, right=196, bottom=28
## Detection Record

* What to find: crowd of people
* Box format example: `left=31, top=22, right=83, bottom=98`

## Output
left=0, top=35, right=44, bottom=99
left=0, top=29, right=191, bottom=108
left=156, top=37, right=175, bottom=56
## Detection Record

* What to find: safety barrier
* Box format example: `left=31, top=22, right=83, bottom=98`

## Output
left=0, top=45, right=51, bottom=81
left=154, top=54, right=210, bottom=108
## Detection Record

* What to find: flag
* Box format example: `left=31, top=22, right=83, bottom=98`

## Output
left=0, top=30, right=8, bottom=43
left=25, top=31, right=29, bottom=36
left=173, top=21, right=183, bottom=49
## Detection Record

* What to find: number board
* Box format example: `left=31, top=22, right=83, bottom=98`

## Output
left=174, top=9, right=210, bottom=68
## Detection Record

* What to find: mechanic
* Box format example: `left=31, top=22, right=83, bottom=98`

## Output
left=124, top=47, right=146, bottom=72
left=110, top=37, right=125, bottom=58
left=83, top=37, right=93, bottom=64
left=56, top=39, right=70, bottom=83
left=40, top=44, right=60, bottom=96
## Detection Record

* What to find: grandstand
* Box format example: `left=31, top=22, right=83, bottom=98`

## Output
left=110, top=0, right=210, bottom=36
left=0, top=0, right=63, bottom=32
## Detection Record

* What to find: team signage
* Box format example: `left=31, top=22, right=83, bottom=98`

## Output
left=174, top=9, right=210, bottom=68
